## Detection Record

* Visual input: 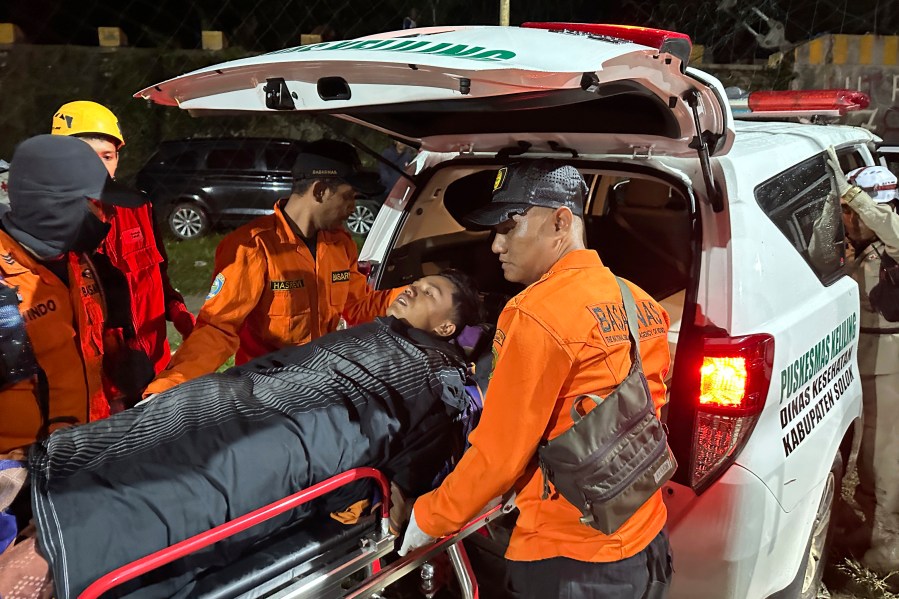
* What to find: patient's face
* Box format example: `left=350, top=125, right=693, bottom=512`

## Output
left=387, top=275, right=458, bottom=338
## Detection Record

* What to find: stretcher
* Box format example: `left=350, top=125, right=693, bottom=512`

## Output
left=78, top=467, right=511, bottom=599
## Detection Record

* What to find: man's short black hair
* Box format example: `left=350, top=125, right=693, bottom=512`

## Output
left=74, top=133, right=122, bottom=150
left=438, top=268, right=486, bottom=335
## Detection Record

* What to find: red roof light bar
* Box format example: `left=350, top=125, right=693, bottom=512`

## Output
left=731, top=89, right=871, bottom=118
left=748, top=89, right=870, bottom=114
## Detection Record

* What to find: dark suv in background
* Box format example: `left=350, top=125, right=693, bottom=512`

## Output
left=136, top=138, right=384, bottom=239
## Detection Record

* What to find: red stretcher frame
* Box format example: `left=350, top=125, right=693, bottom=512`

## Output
left=77, top=467, right=504, bottom=599
left=79, top=467, right=390, bottom=599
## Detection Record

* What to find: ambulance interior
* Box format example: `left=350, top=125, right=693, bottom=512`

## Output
left=375, top=164, right=691, bottom=372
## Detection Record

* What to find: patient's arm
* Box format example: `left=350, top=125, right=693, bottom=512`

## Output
left=389, top=482, right=413, bottom=535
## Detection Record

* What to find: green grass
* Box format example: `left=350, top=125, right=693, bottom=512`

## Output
left=163, top=232, right=226, bottom=296
left=823, top=460, right=899, bottom=599
left=163, top=232, right=231, bottom=369
left=836, top=559, right=899, bottom=598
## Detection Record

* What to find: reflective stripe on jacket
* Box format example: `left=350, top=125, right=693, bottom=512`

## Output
left=145, top=201, right=394, bottom=395
left=0, top=230, right=107, bottom=452
left=414, top=249, right=672, bottom=563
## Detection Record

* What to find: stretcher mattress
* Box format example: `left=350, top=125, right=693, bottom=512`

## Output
left=29, top=318, right=472, bottom=599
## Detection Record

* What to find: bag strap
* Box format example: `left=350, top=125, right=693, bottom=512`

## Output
left=616, top=277, right=643, bottom=367
left=870, top=241, right=899, bottom=271
left=850, top=240, right=885, bottom=272
left=570, top=277, right=644, bottom=422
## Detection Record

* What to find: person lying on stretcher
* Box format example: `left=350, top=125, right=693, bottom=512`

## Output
left=26, top=269, right=487, bottom=599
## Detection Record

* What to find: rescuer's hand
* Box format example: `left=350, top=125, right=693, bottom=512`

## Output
left=825, top=146, right=852, bottom=197
left=397, top=508, right=436, bottom=556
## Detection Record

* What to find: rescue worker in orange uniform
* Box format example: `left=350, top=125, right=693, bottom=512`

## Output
left=399, top=161, right=674, bottom=598
left=145, top=140, right=395, bottom=395
left=51, top=101, right=195, bottom=406
left=0, top=135, right=145, bottom=453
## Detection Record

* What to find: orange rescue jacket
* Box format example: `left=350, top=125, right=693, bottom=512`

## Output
left=414, top=250, right=671, bottom=563
left=0, top=230, right=107, bottom=452
left=146, top=201, right=395, bottom=395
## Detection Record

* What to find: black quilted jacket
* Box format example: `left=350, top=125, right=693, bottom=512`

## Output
left=29, top=317, right=471, bottom=599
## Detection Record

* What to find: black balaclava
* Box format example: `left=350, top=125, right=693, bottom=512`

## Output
left=70, top=212, right=111, bottom=254
left=2, top=135, right=110, bottom=260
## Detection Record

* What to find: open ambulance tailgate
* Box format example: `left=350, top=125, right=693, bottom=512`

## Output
left=135, top=26, right=734, bottom=157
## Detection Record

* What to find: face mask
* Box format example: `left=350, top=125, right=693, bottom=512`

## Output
left=70, top=210, right=111, bottom=253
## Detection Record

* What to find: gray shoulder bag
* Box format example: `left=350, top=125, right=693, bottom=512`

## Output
left=537, top=278, right=677, bottom=535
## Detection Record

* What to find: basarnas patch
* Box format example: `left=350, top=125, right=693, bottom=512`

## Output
left=207, top=273, right=225, bottom=300
left=588, top=299, right=667, bottom=346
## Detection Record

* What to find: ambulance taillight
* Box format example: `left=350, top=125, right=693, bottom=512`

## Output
left=690, top=334, right=774, bottom=492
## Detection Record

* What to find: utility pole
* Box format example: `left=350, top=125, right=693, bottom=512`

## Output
left=500, top=0, right=510, bottom=26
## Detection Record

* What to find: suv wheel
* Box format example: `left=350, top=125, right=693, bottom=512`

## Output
left=169, top=203, right=209, bottom=240
left=799, top=453, right=843, bottom=599
left=346, top=202, right=378, bottom=235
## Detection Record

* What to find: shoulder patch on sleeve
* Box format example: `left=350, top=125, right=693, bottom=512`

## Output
left=493, top=328, right=506, bottom=347
left=206, top=273, right=225, bottom=300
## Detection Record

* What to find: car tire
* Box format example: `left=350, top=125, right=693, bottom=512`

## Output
left=169, top=202, right=209, bottom=240
left=797, top=452, right=844, bottom=599
left=346, top=201, right=379, bottom=236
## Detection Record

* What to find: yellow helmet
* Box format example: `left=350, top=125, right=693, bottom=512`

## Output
left=51, top=101, right=125, bottom=148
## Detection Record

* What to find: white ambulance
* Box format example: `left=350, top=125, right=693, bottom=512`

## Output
left=137, top=23, right=875, bottom=599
